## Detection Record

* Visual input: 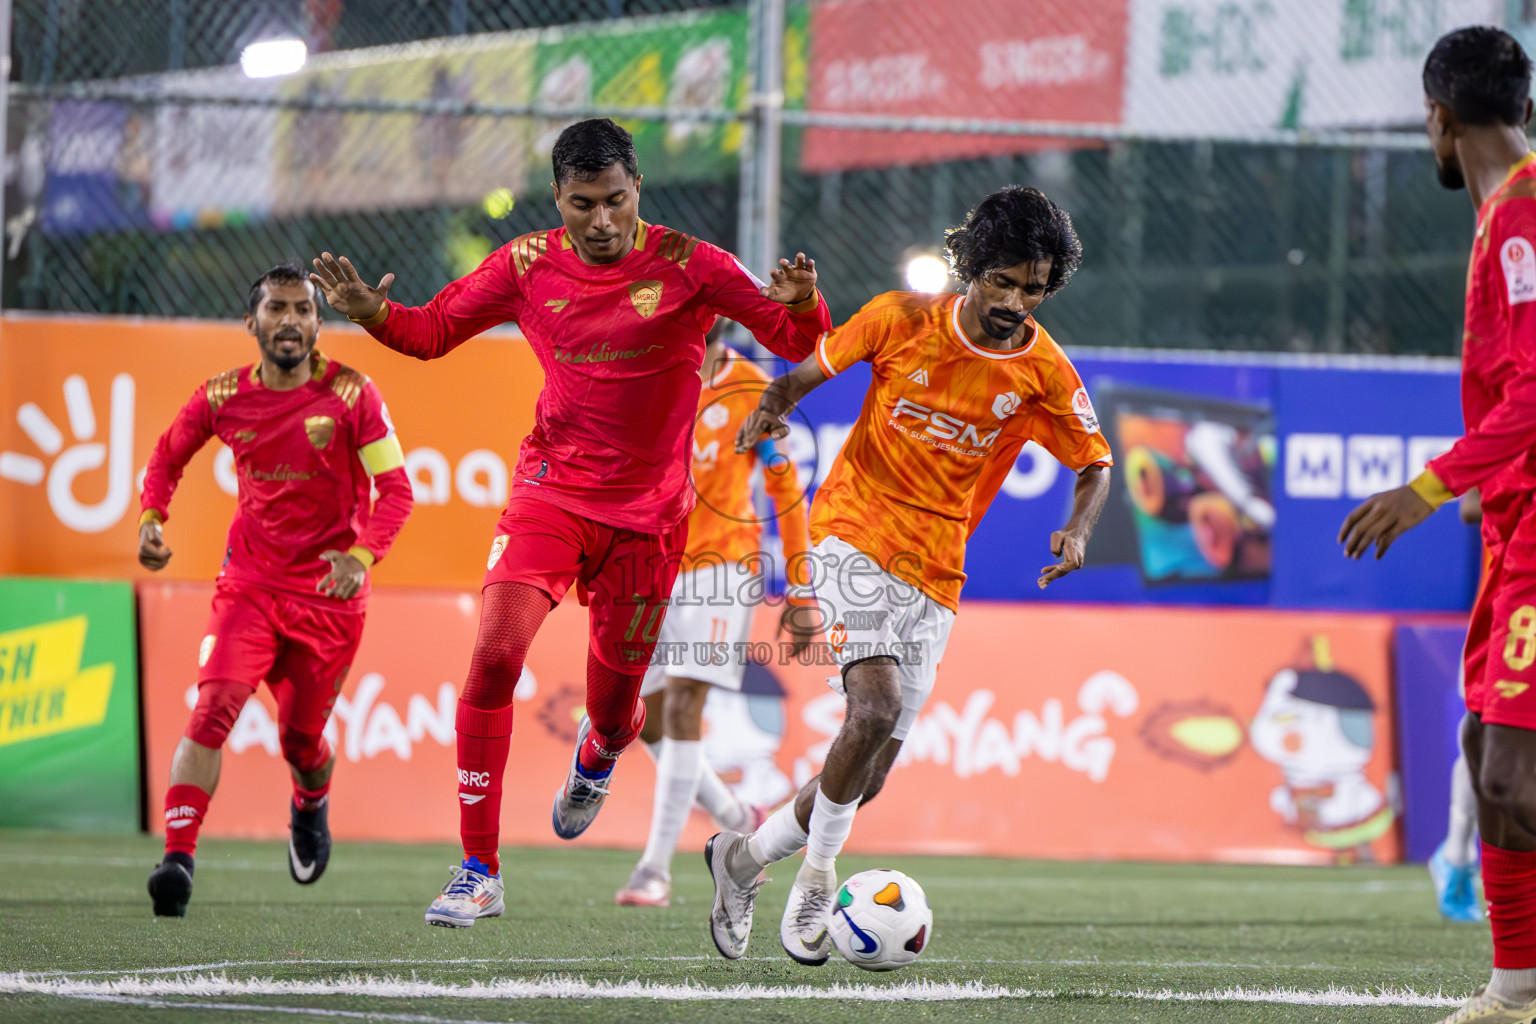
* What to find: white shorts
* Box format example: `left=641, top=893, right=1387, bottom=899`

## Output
left=640, top=564, right=757, bottom=696
left=793, top=534, right=955, bottom=741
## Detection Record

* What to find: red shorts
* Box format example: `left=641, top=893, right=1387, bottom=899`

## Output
left=484, top=492, right=688, bottom=672
left=197, top=582, right=365, bottom=736
left=1465, top=509, right=1536, bottom=730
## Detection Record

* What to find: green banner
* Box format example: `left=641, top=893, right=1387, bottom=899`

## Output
left=0, top=578, right=140, bottom=832
left=533, top=9, right=750, bottom=186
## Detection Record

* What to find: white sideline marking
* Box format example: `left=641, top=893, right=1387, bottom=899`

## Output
left=0, top=973, right=1468, bottom=1007
left=65, top=993, right=519, bottom=1023
left=27, top=955, right=1444, bottom=977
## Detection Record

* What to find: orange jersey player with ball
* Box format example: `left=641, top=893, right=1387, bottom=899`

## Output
left=705, top=186, right=1112, bottom=966
left=140, top=264, right=414, bottom=917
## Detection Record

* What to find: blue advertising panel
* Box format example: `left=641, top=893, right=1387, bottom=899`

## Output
left=1393, top=620, right=1469, bottom=863
left=786, top=347, right=1478, bottom=612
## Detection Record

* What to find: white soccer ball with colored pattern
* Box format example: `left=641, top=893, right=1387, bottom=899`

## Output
left=827, top=868, right=933, bottom=971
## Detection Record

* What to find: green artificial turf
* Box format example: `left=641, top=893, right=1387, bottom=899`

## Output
left=0, top=830, right=1494, bottom=1023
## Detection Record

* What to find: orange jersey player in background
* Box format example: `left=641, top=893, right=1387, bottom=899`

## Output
left=705, top=186, right=1111, bottom=966
left=611, top=319, right=816, bottom=908
left=139, top=264, right=414, bottom=918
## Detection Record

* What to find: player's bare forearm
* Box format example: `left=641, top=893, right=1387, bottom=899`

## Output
left=734, top=356, right=830, bottom=453
left=1038, top=464, right=1110, bottom=589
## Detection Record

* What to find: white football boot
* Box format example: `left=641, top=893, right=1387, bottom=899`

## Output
left=552, top=715, right=614, bottom=840
left=706, top=831, right=764, bottom=959
left=780, top=861, right=837, bottom=966
left=615, top=863, right=671, bottom=907
left=424, top=864, right=505, bottom=928
left=1435, top=988, right=1536, bottom=1024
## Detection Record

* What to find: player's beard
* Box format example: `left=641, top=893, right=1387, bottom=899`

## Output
left=260, top=326, right=316, bottom=371
left=981, top=308, right=1025, bottom=341
left=1435, top=156, right=1466, bottom=191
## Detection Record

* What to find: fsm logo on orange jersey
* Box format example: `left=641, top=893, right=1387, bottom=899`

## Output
left=888, top=396, right=1003, bottom=452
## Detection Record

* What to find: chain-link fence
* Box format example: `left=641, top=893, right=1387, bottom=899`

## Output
left=3, top=0, right=1524, bottom=353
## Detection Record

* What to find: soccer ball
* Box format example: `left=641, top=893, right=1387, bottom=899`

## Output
left=827, top=869, right=932, bottom=971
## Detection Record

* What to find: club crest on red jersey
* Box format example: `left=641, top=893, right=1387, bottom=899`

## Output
left=629, top=280, right=663, bottom=319
left=304, top=415, right=335, bottom=450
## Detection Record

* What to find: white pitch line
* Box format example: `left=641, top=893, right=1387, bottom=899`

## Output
left=22, top=954, right=1448, bottom=977
left=0, top=973, right=1469, bottom=1007
left=62, top=993, right=522, bottom=1024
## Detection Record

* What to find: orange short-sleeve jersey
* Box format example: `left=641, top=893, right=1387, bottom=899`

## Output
left=810, top=291, right=1112, bottom=610
left=688, top=348, right=812, bottom=574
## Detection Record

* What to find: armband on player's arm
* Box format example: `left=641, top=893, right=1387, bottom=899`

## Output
left=349, top=303, right=390, bottom=329
left=1409, top=467, right=1456, bottom=510
left=358, top=434, right=406, bottom=475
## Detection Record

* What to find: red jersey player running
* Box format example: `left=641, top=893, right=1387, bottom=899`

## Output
left=709, top=187, right=1112, bottom=964
left=142, top=264, right=413, bottom=917
left=1340, top=28, right=1536, bottom=1024
left=308, top=119, right=830, bottom=928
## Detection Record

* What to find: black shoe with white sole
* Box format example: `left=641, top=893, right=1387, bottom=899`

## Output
left=289, top=797, right=331, bottom=885
left=148, top=853, right=194, bottom=917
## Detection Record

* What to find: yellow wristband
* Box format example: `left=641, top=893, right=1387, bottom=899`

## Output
left=1409, top=468, right=1455, bottom=509
left=785, top=288, right=821, bottom=315
left=349, top=303, right=390, bottom=329
left=347, top=545, right=376, bottom=568
left=139, top=509, right=164, bottom=527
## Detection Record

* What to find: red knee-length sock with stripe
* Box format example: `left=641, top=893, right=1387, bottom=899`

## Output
left=163, top=784, right=210, bottom=860
left=456, top=583, right=551, bottom=876
left=1485, top=841, right=1536, bottom=969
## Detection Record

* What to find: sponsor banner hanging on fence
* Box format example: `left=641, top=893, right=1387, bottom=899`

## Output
left=792, top=348, right=1477, bottom=610
left=802, top=0, right=1128, bottom=171
left=1392, top=618, right=1468, bottom=863
left=141, top=580, right=1399, bottom=864
left=1123, top=0, right=1500, bottom=136
left=0, top=314, right=538, bottom=587
left=0, top=578, right=140, bottom=832
left=269, top=41, right=535, bottom=217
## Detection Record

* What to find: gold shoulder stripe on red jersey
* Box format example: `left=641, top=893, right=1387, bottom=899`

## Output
left=510, top=230, right=551, bottom=276
left=205, top=369, right=241, bottom=411
left=655, top=228, right=699, bottom=269
left=329, top=364, right=369, bottom=409
left=309, top=349, right=330, bottom=380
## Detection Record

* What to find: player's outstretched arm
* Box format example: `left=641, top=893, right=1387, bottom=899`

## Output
left=311, top=247, right=522, bottom=361
left=1038, top=464, right=1110, bottom=589
left=699, top=246, right=831, bottom=362
left=734, top=354, right=830, bottom=453
left=1338, top=483, right=1436, bottom=560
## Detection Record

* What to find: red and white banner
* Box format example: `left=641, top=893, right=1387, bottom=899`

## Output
left=802, top=0, right=1128, bottom=171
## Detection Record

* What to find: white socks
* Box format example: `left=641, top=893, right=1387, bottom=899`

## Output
left=638, top=738, right=703, bottom=876
left=747, top=800, right=810, bottom=867
left=697, top=764, right=750, bottom=831
left=1446, top=753, right=1479, bottom=867
left=1489, top=967, right=1536, bottom=1004
left=802, top=787, right=859, bottom=873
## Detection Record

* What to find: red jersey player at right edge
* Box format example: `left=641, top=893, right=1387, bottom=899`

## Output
left=1340, top=27, right=1536, bottom=1024
left=308, top=119, right=830, bottom=929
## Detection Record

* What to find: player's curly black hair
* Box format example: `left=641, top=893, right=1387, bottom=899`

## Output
left=943, top=186, right=1082, bottom=295
left=1425, top=26, right=1532, bottom=127
left=246, top=263, right=313, bottom=316
left=552, top=118, right=639, bottom=186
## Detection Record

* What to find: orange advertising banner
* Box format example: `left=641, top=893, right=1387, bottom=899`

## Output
left=141, top=581, right=1399, bottom=864
left=0, top=313, right=540, bottom=588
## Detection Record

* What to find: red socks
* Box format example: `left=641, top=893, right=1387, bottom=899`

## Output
left=579, top=652, right=646, bottom=774
left=456, top=702, right=514, bottom=875
left=1484, top=841, right=1536, bottom=969
left=163, top=783, right=210, bottom=858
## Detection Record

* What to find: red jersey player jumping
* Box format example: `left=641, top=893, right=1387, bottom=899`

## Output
left=1340, top=27, right=1536, bottom=1024
left=142, top=264, right=413, bottom=917
left=308, top=118, right=830, bottom=928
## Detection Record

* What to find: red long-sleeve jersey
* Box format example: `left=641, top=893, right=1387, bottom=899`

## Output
left=139, top=352, right=413, bottom=606
left=362, top=221, right=831, bottom=534
left=1428, top=154, right=1536, bottom=541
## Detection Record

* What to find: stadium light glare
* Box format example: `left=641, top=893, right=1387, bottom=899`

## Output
left=241, top=38, right=307, bottom=79
left=904, top=254, right=949, bottom=293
